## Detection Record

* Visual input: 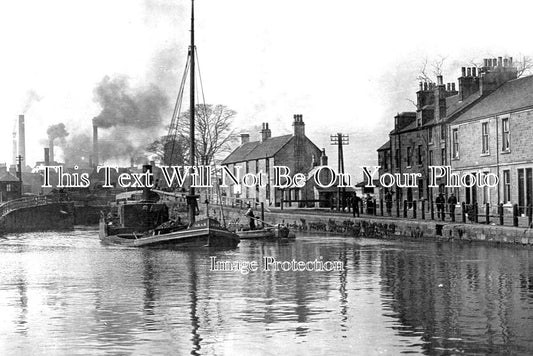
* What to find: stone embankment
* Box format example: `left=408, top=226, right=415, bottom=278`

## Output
left=214, top=205, right=533, bottom=246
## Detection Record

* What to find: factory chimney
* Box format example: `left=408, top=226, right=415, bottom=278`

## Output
left=49, top=139, right=55, bottom=163
left=93, top=124, right=99, bottom=167
left=12, top=131, right=17, bottom=166
left=18, top=115, right=26, bottom=170
left=44, top=148, right=50, bottom=166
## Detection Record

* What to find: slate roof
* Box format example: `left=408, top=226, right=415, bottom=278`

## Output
left=453, top=75, right=533, bottom=124
left=377, top=140, right=390, bottom=151
left=222, top=134, right=294, bottom=164
left=0, top=172, right=19, bottom=182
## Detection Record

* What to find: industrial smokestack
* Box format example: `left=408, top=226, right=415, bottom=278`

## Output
left=93, top=124, right=99, bottom=167
left=12, top=131, right=17, bottom=166
left=44, top=148, right=50, bottom=166
left=18, top=115, right=26, bottom=170
left=49, top=139, right=55, bottom=163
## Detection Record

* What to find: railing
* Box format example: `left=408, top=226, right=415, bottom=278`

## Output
left=207, top=194, right=533, bottom=229
left=0, top=195, right=64, bottom=218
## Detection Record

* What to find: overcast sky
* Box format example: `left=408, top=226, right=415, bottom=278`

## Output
left=1, top=0, right=532, bottom=177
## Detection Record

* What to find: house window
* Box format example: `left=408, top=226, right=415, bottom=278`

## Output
left=407, top=147, right=412, bottom=167
left=481, top=122, right=489, bottom=154
left=428, top=128, right=433, bottom=143
left=6, top=184, right=12, bottom=192
left=441, top=148, right=446, bottom=165
left=503, top=170, right=511, bottom=203
left=429, top=150, right=433, bottom=165
left=502, top=118, right=510, bottom=151
left=452, top=128, right=459, bottom=158
left=417, top=145, right=422, bottom=165
left=441, top=124, right=446, bottom=141
left=395, top=149, right=400, bottom=168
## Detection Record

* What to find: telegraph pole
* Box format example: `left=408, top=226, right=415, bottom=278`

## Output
left=16, top=155, right=23, bottom=197
left=330, top=133, right=349, bottom=211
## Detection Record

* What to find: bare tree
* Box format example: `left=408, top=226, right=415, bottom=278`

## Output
left=516, top=55, right=533, bottom=77
left=174, top=104, right=237, bottom=165
left=416, top=56, right=448, bottom=83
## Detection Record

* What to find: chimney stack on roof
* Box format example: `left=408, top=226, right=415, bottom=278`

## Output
left=260, top=123, right=271, bottom=142
left=240, top=133, right=250, bottom=145
left=320, top=148, right=328, bottom=166
left=293, top=114, right=305, bottom=137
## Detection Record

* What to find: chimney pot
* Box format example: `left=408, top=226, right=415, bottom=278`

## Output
left=419, top=82, right=423, bottom=91
left=423, top=82, right=428, bottom=91
left=446, top=83, right=450, bottom=91
left=467, top=68, right=471, bottom=77
left=483, top=58, right=488, bottom=67
left=452, top=83, right=456, bottom=91
left=472, top=67, right=477, bottom=77
left=498, top=56, right=503, bottom=67
left=437, top=75, right=443, bottom=85
left=461, top=67, right=466, bottom=77
left=504, top=58, right=508, bottom=67
left=493, top=58, right=497, bottom=67
left=509, top=57, right=513, bottom=66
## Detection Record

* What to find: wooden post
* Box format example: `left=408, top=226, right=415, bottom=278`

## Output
left=380, top=199, right=384, bottom=216
left=528, top=204, right=532, bottom=227
left=413, top=200, right=417, bottom=219
left=473, top=203, right=478, bottom=223
left=485, top=203, right=490, bottom=224
left=403, top=200, right=407, bottom=218
left=462, top=202, right=466, bottom=223
left=498, top=203, right=504, bottom=225
left=261, top=202, right=265, bottom=227
left=513, top=204, right=519, bottom=227
left=431, top=199, right=434, bottom=220
left=421, top=200, right=425, bottom=220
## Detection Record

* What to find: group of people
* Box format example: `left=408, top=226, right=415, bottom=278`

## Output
left=435, top=192, right=458, bottom=221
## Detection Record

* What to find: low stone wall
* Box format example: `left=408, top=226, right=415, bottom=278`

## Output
left=213, top=206, right=533, bottom=246
left=0, top=202, right=75, bottom=233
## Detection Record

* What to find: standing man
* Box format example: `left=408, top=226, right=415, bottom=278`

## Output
left=436, top=193, right=445, bottom=221
left=352, top=193, right=360, bottom=217
left=245, top=204, right=256, bottom=230
left=448, top=193, right=457, bottom=222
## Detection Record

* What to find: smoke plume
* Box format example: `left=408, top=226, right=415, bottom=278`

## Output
left=47, top=123, right=69, bottom=142
left=92, top=75, right=169, bottom=129
left=22, top=89, right=43, bottom=113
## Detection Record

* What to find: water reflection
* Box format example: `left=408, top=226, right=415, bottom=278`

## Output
left=379, top=242, right=533, bottom=354
left=0, top=231, right=532, bottom=355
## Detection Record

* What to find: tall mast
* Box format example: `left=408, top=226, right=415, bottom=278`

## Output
left=188, top=0, right=196, bottom=225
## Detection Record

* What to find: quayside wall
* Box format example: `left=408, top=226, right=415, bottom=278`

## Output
left=212, top=206, right=533, bottom=246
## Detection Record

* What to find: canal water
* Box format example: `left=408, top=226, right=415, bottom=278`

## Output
left=0, top=229, right=532, bottom=355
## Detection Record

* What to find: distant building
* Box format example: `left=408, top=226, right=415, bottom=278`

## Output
left=449, top=61, right=533, bottom=211
left=378, top=56, right=517, bottom=207
left=221, top=114, right=324, bottom=207
left=0, top=172, right=21, bottom=202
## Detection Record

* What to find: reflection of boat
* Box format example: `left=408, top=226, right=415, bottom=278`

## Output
left=99, top=0, right=239, bottom=249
